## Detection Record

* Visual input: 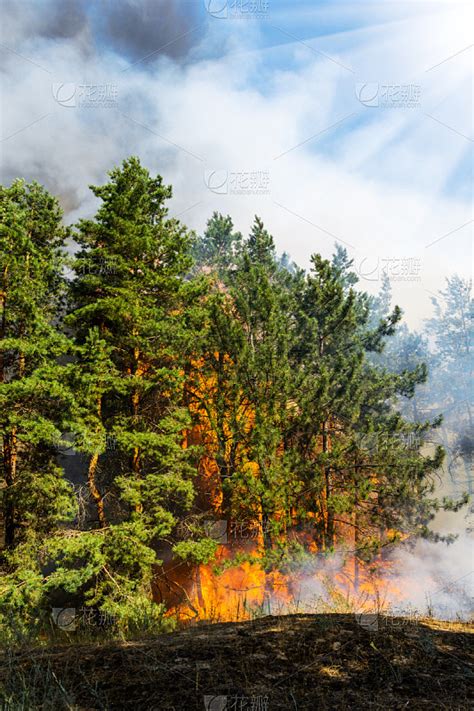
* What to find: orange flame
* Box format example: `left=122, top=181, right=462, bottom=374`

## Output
left=163, top=364, right=408, bottom=623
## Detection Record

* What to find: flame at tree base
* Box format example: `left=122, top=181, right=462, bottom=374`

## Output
left=158, top=544, right=407, bottom=624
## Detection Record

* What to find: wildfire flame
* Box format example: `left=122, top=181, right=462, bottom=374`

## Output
left=156, top=537, right=405, bottom=624
left=155, top=371, right=459, bottom=624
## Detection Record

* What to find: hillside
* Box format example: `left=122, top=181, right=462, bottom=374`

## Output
left=1, top=614, right=473, bottom=710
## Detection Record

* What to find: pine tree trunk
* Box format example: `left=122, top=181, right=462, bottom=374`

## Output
left=131, top=345, right=142, bottom=514
left=319, top=334, right=334, bottom=550
left=88, top=452, right=106, bottom=527
left=0, top=277, right=11, bottom=546
left=353, top=511, right=360, bottom=593
left=87, top=396, right=107, bottom=527
left=215, top=351, right=233, bottom=515
left=3, top=346, right=23, bottom=548
left=322, top=420, right=334, bottom=549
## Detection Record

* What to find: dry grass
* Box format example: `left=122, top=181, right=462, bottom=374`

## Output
left=1, top=613, right=473, bottom=710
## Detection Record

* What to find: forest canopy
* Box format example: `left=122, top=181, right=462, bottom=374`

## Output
left=0, top=158, right=471, bottom=637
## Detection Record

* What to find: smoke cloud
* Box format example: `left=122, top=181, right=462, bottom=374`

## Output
left=267, top=536, right=473, bottom=621
left=1, top=0, right=88, bottom=44
left=0, top=0, right=471, bottom=327
left=96, top=0, right=202, bottom=64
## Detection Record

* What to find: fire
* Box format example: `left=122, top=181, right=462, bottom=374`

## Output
left=185, top=551, right=267, bottom=622
left=158, top=540, right=405, bottom=623
left=157, top=363, right=410, bottom=624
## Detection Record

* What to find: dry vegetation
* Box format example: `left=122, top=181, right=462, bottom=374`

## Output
left=1, top=613, right=473, bottom=710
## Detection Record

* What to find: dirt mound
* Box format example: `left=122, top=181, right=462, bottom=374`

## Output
left=1, top=614, right=473, bottom=710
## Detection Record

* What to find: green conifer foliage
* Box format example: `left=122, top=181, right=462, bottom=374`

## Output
left=0, top=180, right=74, bottom=552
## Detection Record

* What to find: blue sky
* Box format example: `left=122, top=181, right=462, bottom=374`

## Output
left=1, top=0, right=472, bottom=325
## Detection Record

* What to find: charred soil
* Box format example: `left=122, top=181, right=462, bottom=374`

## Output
left=1, top=614, right=473, bottom=710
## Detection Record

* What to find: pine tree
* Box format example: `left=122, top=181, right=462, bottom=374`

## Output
left=427, top=276, right=472, bottom=425
left=46, top=158, right=216, bottom=621
left=0, top=180, right=74, bottom=553
left=193, top=223, right=450, bottom=574
left=228, top=218, right=295, bottom=550
left=426, top=276, right=473, bottom=493
left=288, top=253, right=445, bottom=557
left=193, top=211, right=242, bottom=275
left=189, top=218, right=295, bottom=558
left=0, top=167, right=463, bottom=635
left=331, top=243, right=359, bottom=290
left=246, top=215, right=276, bottom=270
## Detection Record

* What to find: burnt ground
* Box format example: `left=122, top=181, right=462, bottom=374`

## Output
left=1, top=614, right=473, bottom=710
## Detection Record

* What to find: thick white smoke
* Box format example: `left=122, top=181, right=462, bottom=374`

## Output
left=266, top=534, right=473, bottom=621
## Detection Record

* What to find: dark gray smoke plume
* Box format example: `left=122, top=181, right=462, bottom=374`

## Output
left=1, top=1, right=201, bottom=58
left=96, top=0, right=202, bottom=64
left=0, top=0, right=205, bottom=210
left=1, top=0, right=88, bottom=44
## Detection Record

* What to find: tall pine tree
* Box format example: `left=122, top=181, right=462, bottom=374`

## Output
left=44, top=158, right=215, bottom=623
left=0, top=180, right=74, bottom=552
